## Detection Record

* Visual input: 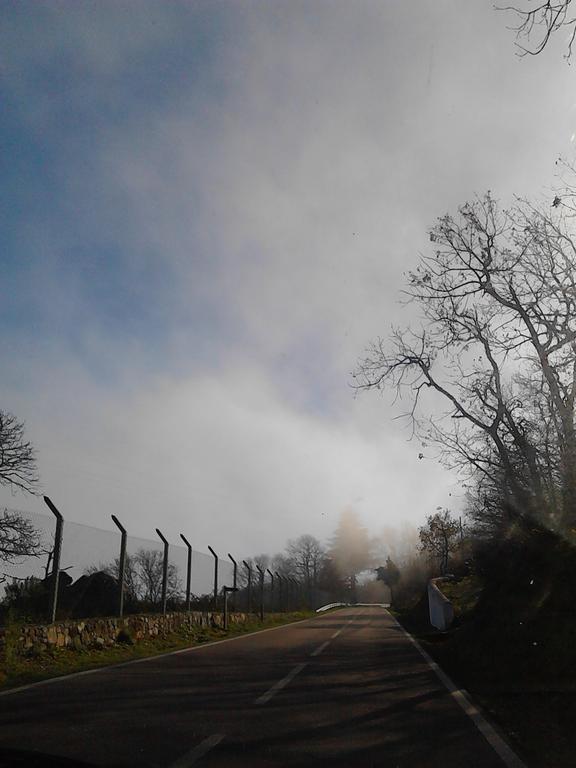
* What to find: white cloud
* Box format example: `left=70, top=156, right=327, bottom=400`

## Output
left=0, top=363, right=456, bottom=558
left=2, top=1, right=574, bottom=560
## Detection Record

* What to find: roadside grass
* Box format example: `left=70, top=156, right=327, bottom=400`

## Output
left=0, top=611, right=313, bottom=691
left=412, top=610, right=576, bottom=768
left=436, top=574, right=483, bottom=619
left=398, top=549, right=576, bottom=768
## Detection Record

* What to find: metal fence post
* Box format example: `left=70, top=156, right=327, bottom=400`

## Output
left=180, top=534, right=192, bottom=612
left=180, top=533, right=192, bottom=611
left=222, top=587, right=238, bottom=630
left=266, top=568, right=274, bottom=613
left=275, top=572, right=283, bottom=612
left=223, top=587, right=230, bottom=630
left=208, top=546, right=218, bottom=610
left=255, top=565, right=264, bottom=621
left=227, top=553, right=237, bottom=612
left=243, top=560, right=252, bottom=614
left=223, top=586, right=238, bottom=630
left=43, top=496, right=64, bottom=624
left=156, top=529, right=169, bottom=615
left=111, top=515, right=127, bottom=617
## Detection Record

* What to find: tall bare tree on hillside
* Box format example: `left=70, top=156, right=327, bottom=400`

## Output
left=0, top=410, right=42, bottom=579
left=355, top=192, right=576, bottom=532
left=0, top=410, right=38, bottom=494
left=499, top=1, right=576, bottom=58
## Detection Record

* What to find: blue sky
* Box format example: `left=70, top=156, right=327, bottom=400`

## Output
left=2, top=3, right=235, bottom=376
left=1, top=1, right=575, bottom=556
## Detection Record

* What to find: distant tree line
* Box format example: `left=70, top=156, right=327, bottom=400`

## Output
left=0, top=406, right=405, bottom=618
left=87, top=549, right=182, bottom=608
left=241, top=508, right=378, bottom=605
left=355, top=175, right=576, bottom=543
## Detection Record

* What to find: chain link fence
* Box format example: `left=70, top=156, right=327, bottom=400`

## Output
left=0, top=500, right=245, bottom=624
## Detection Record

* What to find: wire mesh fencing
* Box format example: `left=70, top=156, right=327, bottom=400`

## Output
left=0, top=499, right=241, bottom=624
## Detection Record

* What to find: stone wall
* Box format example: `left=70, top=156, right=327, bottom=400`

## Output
left=4, top=610, right=249, bottom=657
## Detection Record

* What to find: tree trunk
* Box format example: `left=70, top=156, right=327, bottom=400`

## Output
left=560, top=419, right=576, bottom=532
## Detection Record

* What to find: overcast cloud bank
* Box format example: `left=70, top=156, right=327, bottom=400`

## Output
left=1, top=1, right=574, bottom=555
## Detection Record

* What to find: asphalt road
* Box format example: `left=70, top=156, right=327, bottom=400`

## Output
left=0, top=607, right=523, bottom=767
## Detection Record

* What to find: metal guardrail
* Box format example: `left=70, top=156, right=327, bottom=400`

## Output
left=427, top=578, right=454, bottom=631
left=315, top=602, right=390, bottom=612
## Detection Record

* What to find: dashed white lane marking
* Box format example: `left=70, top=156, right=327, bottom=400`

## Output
left=331, top=612, right=359, bottom=638
left=170, top=734, right=225, bottom=767
left=388, top=611, right=526, bottom=768
left=310, top=640, right=330, bottom=657
left=255, top=663, right=308, bottom=705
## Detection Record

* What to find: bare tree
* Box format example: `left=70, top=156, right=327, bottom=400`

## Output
left=237, top=556, right=253, bottom=589
left=0, top=410, right=38, bottom=494
left=253, top=553, right=271, bottom=572
left=270, top=553, right=296, bottom=578
left=0, top=508, right=42, bottom=582
left=355, top=192, right=576, bottom=532
left=419, top=510, right=461, bottom=575
left=0, top=411, right=42, bottom=579
left=498, top=1, right=575, bottom=58
left=286, top=535, right=324, bottom=588
left=133, top=549, right=181, bottom=604
left=88, top=554, right=140, bottom=602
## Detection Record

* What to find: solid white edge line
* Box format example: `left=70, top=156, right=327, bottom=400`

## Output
left=170, top=733, right=225, bottom=768
left=255, top=662, right=308, bottom=705
left=0, top=611, right=351, bottom=698
left=387, top=610, right=527, bottom=768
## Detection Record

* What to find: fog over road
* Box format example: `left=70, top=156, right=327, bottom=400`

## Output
left=0, top=608, right=522, bottom=767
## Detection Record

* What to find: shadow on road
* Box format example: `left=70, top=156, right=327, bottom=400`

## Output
left=0, top=747, right=104, bottom=768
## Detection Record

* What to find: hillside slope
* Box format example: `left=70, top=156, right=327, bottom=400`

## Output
left=401, top=520, right=576, bottom=767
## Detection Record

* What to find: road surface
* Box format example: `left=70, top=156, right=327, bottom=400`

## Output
left=0, top=607, right=523, bottom=767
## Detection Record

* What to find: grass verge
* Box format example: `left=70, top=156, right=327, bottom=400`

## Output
left=396, top=572, right=576, bottom=768
left=1, top=611, right=313, bottom=692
